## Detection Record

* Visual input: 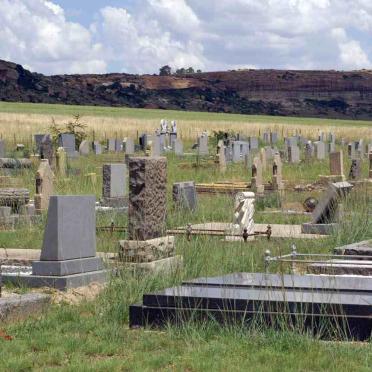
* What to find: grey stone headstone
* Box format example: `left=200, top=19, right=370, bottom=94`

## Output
left=107, top=139, right=116, bottom=152
left=197, top=136, right=209, bottom=155
left=79, top=140, right=90, bottom=155
left=34, top=134, right=46, bottom=153
left=249, top=137, right=258, bottom=150
left=93, top=142, right=102, bottom=155
left=263, top=132, right=270, bottom=144
left=172, top=181, right=197, bottom=211
left=327, top=142, right=335, bottom=154
left=102, top=164, right=126, bottom=198
left=152, top=136, right=162, bottom=156
left=173, top=139, right=183, bottom=155
left=314, top=141, right=326, bottom=160
left=123, top=138, right=135, bottom=154
left=39, top=195, right=97, bottom=261
left=115, top=139, right=122, bottom=152
left=40, top=135, right=53, bottom=165
left=59, top=134, right=76, bottom=157
left=169, top=133, right=177, bottom=147
left=288, top=145, right=300, bottom=163
left=270, top=132, right=278, bottom=144
left=349, top=159, right=362, bottom=180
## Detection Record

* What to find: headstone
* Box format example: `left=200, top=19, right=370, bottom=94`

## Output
left=270, top=132, right=278, bottom=144
left=107, top=139, right=116, bottom=152
left=40, top=135, right=54, bottom=165
left=151, top=136, right=162, bottom=157
left=232, top=142, right=242, bottom=163
left=329, top=151, right=344, bottom=176
left=304, top=142, right=313, bottom=162
left=218, top=144, right=227, bottom=172
left=128, top=157, right=167, bottom=240
left=115, top=139, right=122, bottom=152
left=34, top=134, right=46, bottom=154
left=123, top=138, right=135, bottom=155
left=349, top=159, right=362, bottom=180
left=197, top=135, right=209, bottom=155
left=173, top=139, right=183, bottom=156
left=249, top=137, right=258, bottom=150
left=263, top=132, right=270, bottom=144
left=93, top=142, right=102, bottom=155
left=260, top=147, right=267, bottom=169
left=327, top=142, right=335, bottom=154
left=79, top=140, right=90, bottom=155
left=286, top=137, right=298, bottom=147
left=59, top=134, right=76, bottom=157
left=102, top=164, right=126, bottom=198
left=272, top=154, right=284, bottom=190
left=288, top=145, right=300, bottom=163
left=251, top=157, right=264, bottom=194
left=369, top=152, right=372, bottom=179
left=232, top=192, right=255, bottom=234
left=348, top=142, right=356, bottom=159
left=56, top=147, right=67, bottom=177
left=29, top=195, right=106, bottom=289
left=328, top=132, right=336, bottom=143
left=34, top=160, right=54, bottom=213
left=314, top=141, right=326, bottom=160
left=172, top=181, right=197, bottom=211
left=310, top=182, right=353, bottom=224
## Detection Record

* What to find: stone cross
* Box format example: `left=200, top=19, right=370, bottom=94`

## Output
left=34, top=159, right=54, bottom=214
left=128, top=157, right=167, bottom=240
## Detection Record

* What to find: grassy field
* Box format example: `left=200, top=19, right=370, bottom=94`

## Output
left=0, top=102, right=371, bottom=145
left=0, top=103, right=371, bottom=370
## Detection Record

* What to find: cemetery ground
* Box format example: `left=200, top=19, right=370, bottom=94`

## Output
left=0, top=106, right=370, bottom=369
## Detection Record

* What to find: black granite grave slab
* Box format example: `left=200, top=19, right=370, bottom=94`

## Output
left=130, top=272, right=372, bottom=340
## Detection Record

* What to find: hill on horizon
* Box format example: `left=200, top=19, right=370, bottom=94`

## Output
left=1, top=59, right=372, bottom=120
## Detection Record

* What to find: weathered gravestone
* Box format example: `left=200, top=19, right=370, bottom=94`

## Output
left=249, top=137, right=258, bottom=150
left=348, top=142, right=356, bottom=159
left=251, top=157, right=264, bottom=194
left=260, top=147, right=267, bottom=169
left=56, top=147, right=67, bottom=177
left=231, top=192, right=255, bottom=236
left=263, top=132, right=270, bottom=144
left=173, top=182, right=197, bottom=211
left=115, top=139, right=122, bottom=152
left=270, top=132, right=278, bottom=144
left=151, top=135, right=162, bottom=157
left=102, top=164, right=127, bottom=207
left=327, top=142, right=335, bottom=154
left=173, top=139, right=183, bottom=156
left=40, top=135, right=54, bottom=165
left=314, top=141, right=326, bottom=160
left=329, top=151, right=344, bottom=177
left=93, top=141, right=102, bottom=155
left=79, top=140, right=90, bottom=155
left=26, top=195, right=107, bottom=289
left=34, top=160, right=54, bottom=214
left=288, top=145, right=300, bottom=163
left=197, top=135, right=209, bottom=155
left=272, top=154, right=284, bottom=191
left=349, top=159, right=362, bottom=180
left=123, top=138, right=135, bottom=155
left=107, top=139, right=116, bottom=152
left=128, top=157, right=167, bottom=240
left=34, top=134, right=46, bottom=154
left=302, top=181, right=353, bottom=234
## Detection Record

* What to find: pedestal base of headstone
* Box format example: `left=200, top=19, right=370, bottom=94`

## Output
left=318, top=175, right=346, bottom=185
left=119, top=236, right=175, bottom=262
left=101, top=197, right=128, bottom=208
left=121, top=255, right=183, bottom=275
left=2, top=269, right=109, bottom=290
left=301, top=222, right=338, bottom=235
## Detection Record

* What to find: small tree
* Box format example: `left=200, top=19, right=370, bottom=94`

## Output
left=159, top=65, right=172, bottom=76
left=186, top=67, right=195, bottom=74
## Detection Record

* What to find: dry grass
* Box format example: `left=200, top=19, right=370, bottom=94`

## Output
left=0, top=111, right=371, bottom=144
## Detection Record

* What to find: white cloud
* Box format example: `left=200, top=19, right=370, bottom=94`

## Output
left=0, top=0, right=372, bottom=74
left=0, top=0, right=106, bottom=74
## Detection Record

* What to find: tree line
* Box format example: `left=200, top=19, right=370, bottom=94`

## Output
left=159, top=65, right=202, bottom=76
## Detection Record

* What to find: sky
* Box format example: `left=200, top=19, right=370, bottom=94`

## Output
left=1, top=0, right=372, bottom=75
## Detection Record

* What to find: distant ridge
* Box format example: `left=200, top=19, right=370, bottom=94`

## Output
left=1, top=59, right=372, bottom=119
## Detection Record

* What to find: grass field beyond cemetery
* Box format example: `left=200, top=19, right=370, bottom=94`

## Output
left=0, top=102, right=371, bottom=370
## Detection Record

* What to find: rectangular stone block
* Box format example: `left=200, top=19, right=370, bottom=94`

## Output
left=329, top=151, right=343, bottom=176
left=40, top=195, right=97, bottom=261
left=128, top=157, right=167, bottom=240
left=102, top=164, right=126, bottom=198
left=173, top=181, right=197, bottom=211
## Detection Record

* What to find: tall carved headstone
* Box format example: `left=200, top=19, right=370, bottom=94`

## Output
left=34, top=160, right=54, bottom=214
left=330, top=151, right=344, bottom=177
left=232, top=192, right=255, bottom=235
left=251, top=157, right=264, bottom=194
left=128, top=157, right=167, bottom=240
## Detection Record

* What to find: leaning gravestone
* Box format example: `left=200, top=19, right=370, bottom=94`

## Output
left=34, top=160, right=54, bottom=214
left=302, top=181, right=353, bottom=234
left=23, top=195, right=107, bottom=289
left=40, top=135, right=54, bottom=166
left=172, top=181, right=197, bottom=211
left=102, top=164, right=127, bottom=207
